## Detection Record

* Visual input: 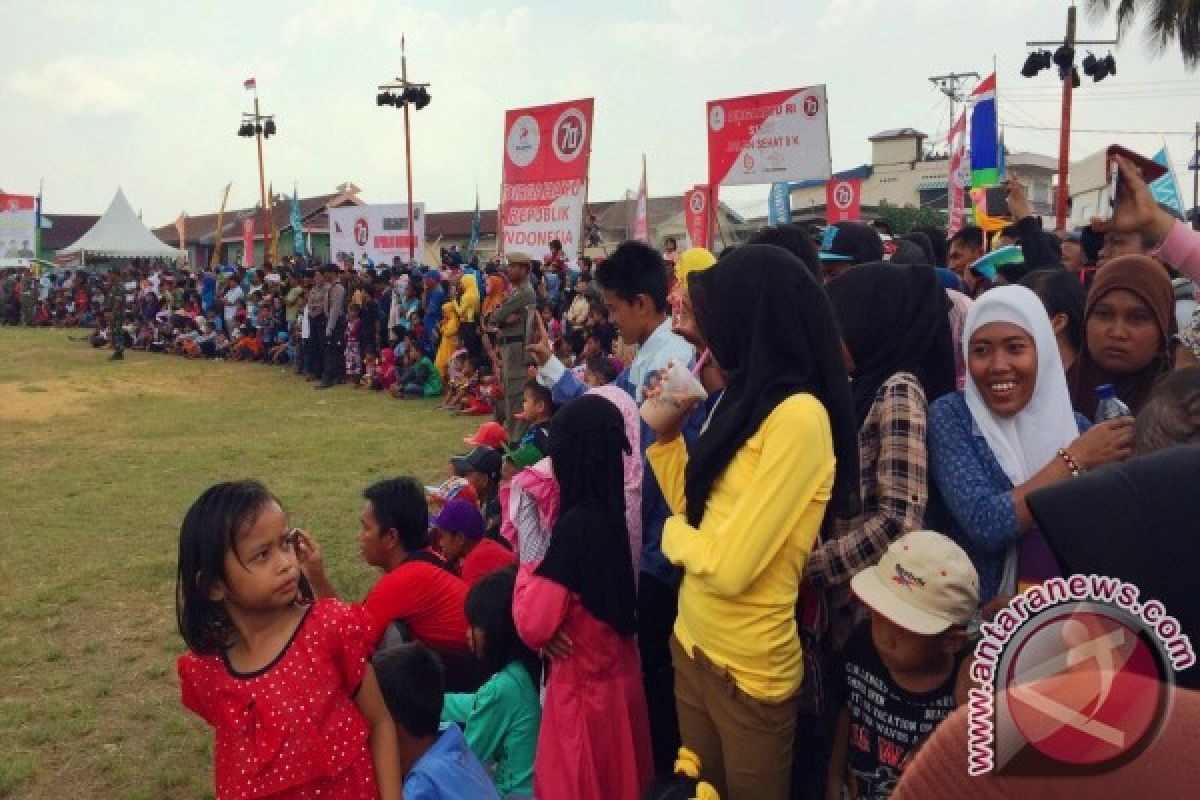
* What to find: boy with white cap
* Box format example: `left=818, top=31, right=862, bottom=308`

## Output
left=825, top=530, right=980, bottom=800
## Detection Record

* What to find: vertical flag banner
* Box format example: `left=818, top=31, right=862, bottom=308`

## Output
left=210, top=182, right=232, bottom=268
left=684, top=185, right=712, bottom=250
left=947, top=111, right=969, bottom=237
left=707, top=85, right=831, bottom=187
left=633, top=154, right=649, bottom=242
left=0, top=194, right=36, bottom=268
left=174, top=212, right=187, bottom=263
left=501, top=97, right=594, bottom=260
left=34, top=183, right=43, bottom=265
left=1150, top=147, right=1185, bottom=216
left=242, top=217, right=255, bottom=267
left=969, top=73, right=999, bottom=189
left=469, top=189, right=481, bottom=256
left=767, top=182, right=792, bottom=225
left=267, top=184, right=279, bottom=265
left=291, top=187, right=305, bottom=257
left=825, top=179, right=862, bottom=224
left=329, top=204, right=426, bottom=266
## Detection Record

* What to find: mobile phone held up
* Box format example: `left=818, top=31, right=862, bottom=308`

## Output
left=1100, top=144, right=1169, bottom=220
left=983, top=185, right=1012, bottom=220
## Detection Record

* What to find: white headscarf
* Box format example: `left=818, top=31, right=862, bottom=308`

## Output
left=963, top=285, right=1079, bottom=486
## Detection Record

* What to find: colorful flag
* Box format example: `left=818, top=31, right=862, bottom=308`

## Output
left=468, top=189, right=481, bottom=256
left=1150, top=147, right=1185, bottom=216
left=633, top=154, right=649, bottom=242
left=969, top=73, right=1000, bottom=189
left=768, top=182, right=792, bottom=225
left=243, top=77, right=256, bottom=90
left=947, top=112, right=968, bottom=237
left=291, top=186, right=305, bottom=257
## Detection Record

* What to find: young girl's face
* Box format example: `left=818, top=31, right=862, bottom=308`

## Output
left=216, top=502, right=301, bottom=612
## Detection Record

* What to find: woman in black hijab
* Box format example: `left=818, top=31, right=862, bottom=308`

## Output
left=815, top=262, right=957, bottom=645
left=645, top=244, right=858, bottom=800
left=515, top=393, right=653, bottom=798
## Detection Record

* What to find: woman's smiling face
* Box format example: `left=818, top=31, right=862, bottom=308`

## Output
left=969, top=321, right=1038, bottom=417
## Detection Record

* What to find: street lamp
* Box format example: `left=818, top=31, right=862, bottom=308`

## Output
left=1024, top=7, right=1117, bottom=229
left=376, top=35, right=432, bottom=266
left=237, top=81, right=277, bottom=265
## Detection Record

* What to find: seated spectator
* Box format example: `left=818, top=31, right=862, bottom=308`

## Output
left=296, top=477, right=480, bottom=691
left=441, top=569, right=541, bottom=798
left=373, top=643, right=501, bottom=800
left=431, top=499, right=514, bottom=587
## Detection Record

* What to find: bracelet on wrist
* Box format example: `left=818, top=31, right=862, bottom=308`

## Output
left=1057, top=447, right=1082, bottom=477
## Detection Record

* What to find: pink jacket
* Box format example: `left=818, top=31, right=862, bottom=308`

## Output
left=1160, top=220, right=1200, bottom=283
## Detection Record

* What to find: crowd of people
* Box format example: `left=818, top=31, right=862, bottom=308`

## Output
left=67, top=152, right=1200, bottom=798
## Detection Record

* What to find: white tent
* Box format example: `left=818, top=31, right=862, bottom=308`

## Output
left=58, top=188, right=181, bottom=260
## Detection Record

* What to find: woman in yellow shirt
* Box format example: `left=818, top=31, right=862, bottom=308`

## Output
left=646, top=244, right=859, bottom=800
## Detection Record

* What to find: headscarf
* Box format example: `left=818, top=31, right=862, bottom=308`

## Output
left=535, top=394, right=637, bottom=636
left=826, top=263, right=956, bottom=426
left=1069, top=255, right=1176, bottom=418
left=685, top=244, right=860, bottom=526
left=946, top=289, right=974, bottom=390
left=963, top=285, right=1080, bottom=486
left=456, top=273, right=480, bottom=323
left=1027, top=445, right=1200, bottom=689
left=482, top=274, right=506, bottom=316
left=674, top=247, right=717, bottom=290
left=588, top=383, right=643, bottom=576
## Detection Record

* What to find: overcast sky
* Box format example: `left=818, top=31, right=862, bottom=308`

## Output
left=3, top=0, right=1197, bottom=226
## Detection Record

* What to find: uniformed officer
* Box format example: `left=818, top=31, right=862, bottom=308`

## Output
left=107, top=266, right=125, bottom=361
left=487, top=252, right=537, bottom=438
left=19, top=270, right=36, bottom=326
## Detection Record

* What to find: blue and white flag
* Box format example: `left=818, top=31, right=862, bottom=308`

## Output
left=290, top=187, right=305, bottom=257
left=1150, top=148, right=1185, bottom=216
left=768, top=182, right=792, bottom=225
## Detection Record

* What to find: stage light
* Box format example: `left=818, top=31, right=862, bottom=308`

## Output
left=263, top=118, right=276, bottom=137
left=1053, top=43, right=1075, bottom=69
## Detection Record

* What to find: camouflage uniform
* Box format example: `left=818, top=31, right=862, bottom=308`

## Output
left=19, top=274, right=35, bottom=326
left=487, top=255, right=536, bottom=439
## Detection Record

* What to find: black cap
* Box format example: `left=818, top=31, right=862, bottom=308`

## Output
left=450, top=446, right=502, bottom=482
left=819, top=222, right=884, bottom=265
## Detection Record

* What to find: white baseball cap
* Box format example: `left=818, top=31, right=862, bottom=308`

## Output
left=850, top=530, right=980, bottom=635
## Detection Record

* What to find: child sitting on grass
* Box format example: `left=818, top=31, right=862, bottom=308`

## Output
left=394, top=345, right=443, bottom=398
left=372, top=643, right=501, bottom=800
left=441, top=568, right=541, bottom=799
left=175, top=480, right=400, bottom=800
left=826, top=530, right=979, bottom=800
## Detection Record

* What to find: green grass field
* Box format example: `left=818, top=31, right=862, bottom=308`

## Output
left=0, top=329, right=476, bottom=799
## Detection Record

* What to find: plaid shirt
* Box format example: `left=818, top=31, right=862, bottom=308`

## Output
left=806, top=372, right=929, bottom=647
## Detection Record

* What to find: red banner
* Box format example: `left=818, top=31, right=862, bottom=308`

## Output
left=242, top=217, right=255, bottom=267
left=684, top=185, right=712, bottom=250
left=707, top=86, right=831, bottom=187
left=825, top=179, right=862, bottom=224
left=501, top=98, right=594, bottom=260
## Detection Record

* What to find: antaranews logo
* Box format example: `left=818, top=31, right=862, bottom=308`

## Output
left=967, top=575, right=1194, bottom=776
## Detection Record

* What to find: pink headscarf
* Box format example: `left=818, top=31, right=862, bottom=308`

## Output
left=588, top=383, right=643, bottom=578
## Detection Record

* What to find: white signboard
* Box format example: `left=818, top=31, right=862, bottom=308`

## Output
left=329, top=203, right=426, bottom=267
left=0, top=194, right=37, bottom=269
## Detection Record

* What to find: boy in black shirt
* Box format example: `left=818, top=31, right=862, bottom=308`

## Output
left=827, top=531, right=980, bottom=800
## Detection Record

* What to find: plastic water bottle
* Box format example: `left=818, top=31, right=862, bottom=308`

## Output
left=1094, top=384, right=1131, bottom=423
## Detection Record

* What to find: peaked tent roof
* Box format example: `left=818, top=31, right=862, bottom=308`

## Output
left=59, top=188, right=181, bottom=258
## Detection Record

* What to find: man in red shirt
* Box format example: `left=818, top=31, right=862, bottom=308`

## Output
left=297, top=477, right=482, bottom=689
left=432, top=499, right=514, bottom=587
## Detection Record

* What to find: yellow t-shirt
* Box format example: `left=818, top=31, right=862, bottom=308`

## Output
left=647, top=392, right=834, bottom=702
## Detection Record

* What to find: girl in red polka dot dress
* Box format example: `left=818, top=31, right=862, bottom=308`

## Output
left=175, top=480, right=401, bottom=799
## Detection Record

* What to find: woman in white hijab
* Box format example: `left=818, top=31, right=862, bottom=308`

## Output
left=927, top=285, right=1134, bottom=602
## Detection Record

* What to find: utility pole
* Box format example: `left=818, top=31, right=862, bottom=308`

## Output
left=376, top=35, right=432, bottom=266
left=929, top=72, right=980, bottom=152
left=1027, top=4, right=1117, bottom=229
left=237, top=86, right=277, bottom=265
left=1193, top=121, right=1199, bottom=230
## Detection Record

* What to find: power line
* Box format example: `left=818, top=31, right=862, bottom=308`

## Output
left=1001, top=123, right=1194, bottom=135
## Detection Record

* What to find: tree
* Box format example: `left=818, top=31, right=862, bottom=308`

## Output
left=873, top=201, right=949, bottom=236
left=1086, top=0, right=1200, bottom=68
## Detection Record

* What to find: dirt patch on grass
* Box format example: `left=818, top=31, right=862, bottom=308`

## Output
left=0, top=372, right=218, bottom=422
